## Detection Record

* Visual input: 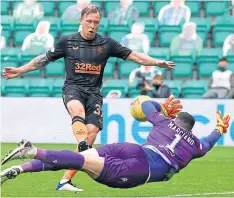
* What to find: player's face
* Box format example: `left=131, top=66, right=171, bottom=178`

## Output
left=80, top=13, right=100, bottom=40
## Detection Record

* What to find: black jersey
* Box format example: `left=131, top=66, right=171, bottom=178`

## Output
left=46, top=33, right=132, bottom=93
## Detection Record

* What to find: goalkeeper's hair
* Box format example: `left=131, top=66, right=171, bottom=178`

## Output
left=175, top=112, right=195, bottom=131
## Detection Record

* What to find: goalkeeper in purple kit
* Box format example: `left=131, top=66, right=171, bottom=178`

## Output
left=1, top=96, right=231, bottom=189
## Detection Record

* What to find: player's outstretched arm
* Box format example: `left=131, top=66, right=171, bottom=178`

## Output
left=127, top=51, right=176, bottom=69
left=3, top=36, right=66, bottom=80
left=2, top=54, right=50, bottom=79
left=199, top=110, right=231, bottom=157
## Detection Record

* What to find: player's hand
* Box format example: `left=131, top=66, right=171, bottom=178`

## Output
left=2, top=67, right=21, bottom=79
left=160, top=95, right=182, bottom=119
left=156, top=60, right=176, bottom=70
left=215, top=110, right=231, bottom=134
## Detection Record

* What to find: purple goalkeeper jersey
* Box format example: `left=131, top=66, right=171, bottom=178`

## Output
left=143, top=111, right=203, bottom=171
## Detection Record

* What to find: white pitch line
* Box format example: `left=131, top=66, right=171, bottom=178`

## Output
left=166, top=191, right=234, bottom=197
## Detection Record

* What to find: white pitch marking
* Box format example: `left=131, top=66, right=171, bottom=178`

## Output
left=165, top=191, right=234, bottom=197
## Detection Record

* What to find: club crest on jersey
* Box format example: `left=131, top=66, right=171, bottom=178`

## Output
left=97, top=46, right=103, bottom=54
left=72, top=46, right=79, bottom=50
left=75, top=63, right=101, bottom=74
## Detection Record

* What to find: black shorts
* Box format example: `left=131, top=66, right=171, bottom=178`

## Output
left=62, top=86, right=103, bottom=129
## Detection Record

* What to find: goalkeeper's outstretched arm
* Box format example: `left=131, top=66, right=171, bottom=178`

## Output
left=141, top=100, right=162, bottom=120
left=198, top=110, right=231, bottom=157
left=199, top=130, right=222, bottom=157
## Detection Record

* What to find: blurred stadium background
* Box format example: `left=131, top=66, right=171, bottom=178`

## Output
left=1, top=0, right=234, bottom=197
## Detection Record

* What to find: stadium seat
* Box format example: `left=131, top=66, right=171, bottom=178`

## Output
left=171, top=61, right=193, bottom=79
left=148, top=47, right=170, bottom=60
left=1, top=47, right=21, bottom=62
left=198, top=62, right=218, bottom=78
left=109, top=30, right=130, bottom=43
left=135, top=18, right=158, bottom=45
left=1, top=16, right=14, bottom=45
left=1, top=15, right=14, bottom=30
left=108, top=23, right=131, bottom=32
left=1, top=1, right=10, bottom=15
left=40, top=16, right=61, bottom=31
left=98, top=17, right=108, bottom=32
left=190, top=17, right=211, bottom=46
left=134, top=2, right=151, bottom=16
left=128, top=81, right=141, bottom=98
left=163, top=80, right=183, bottom=98
left=118, top=62, right=140, bottom=78
left=20, top=50, right=43, bottom=77
left=102, top=79, right=129, bottom=97
left=171, top=55, right=194, bottom=63
left=213, top=15, right=234, bottom=47
left=52, top=78, right=64, bottom=97
left=154, top=1, right=170, bottom=16
left=45, top=60, right=65, bottom=77
left=14, top=19, right=37, bottom=31
left=1, top=78, right=6, bottom=95
left=1, top=48, right=21, bottom=68
left=145, top=31, right=156, bottom=46
left=228, top=62, right=234, bottom=73
left=61, top=19, right=79, bottom=36
left=28, top=78, right=54, bottom=97
left=159, top=26, right=181, bottom=47
left=21, top=49, right=42, bottom=62
left=105, top=1, right=119, bottom=16
left=104, top=62, right=114, bottom=77
left=61, top=19, right=79, bottom=30
left=58, top=1, right=74, bottom=16
left=39, top=1, right=56, bottom=16
left=13, top=30, right=34, bottom=46
left=197, top=48, right=221, bottom=78
left=204, top=0, right=228, bottom=16
left=227, top=54, right=234, bottom=66
left=182, top=80, right=209, bottom=98
left=185, top=0, right=201, bottom=16
left=12, top=1, right=21, bottom=10
left=4, top=78, right=29, bottom=97
left=135, top=18, right=158, bottom=32
left=92, top=1, right=103, bottom=8
left=2, top=29, right=11, bottom=45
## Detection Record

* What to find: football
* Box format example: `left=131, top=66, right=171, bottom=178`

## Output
left=130, top=95, right=152, bottom=122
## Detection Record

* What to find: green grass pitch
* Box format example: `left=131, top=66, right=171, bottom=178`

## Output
left=1, top=143, right=234, bottom=197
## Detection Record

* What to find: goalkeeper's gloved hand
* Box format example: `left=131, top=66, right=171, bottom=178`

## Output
left=215, top=110, right=231, bottom=135
left=160, top=95, right=182, bottom=119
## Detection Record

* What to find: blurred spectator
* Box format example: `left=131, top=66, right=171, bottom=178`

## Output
left=129, top=66, right=168, bottom=97
left=22, top=21, right=54, bottom=53
left=232, top=0, right=234, bottom=15
left=170, top=22, right=203, bottom=56
left=0, top=25, right=6, bottom=49
left=121, top=22, right=150, bottom=54
left=62, top=0, right=91, bottom=21
left=106, top=90, right=122, bottom=98
left=202, top=57, right=234, bottom=99
left=223, top=34, right=234, bottom=56
left=108, top=0, right=139, bottom=25
left=13, top=0, right=44, bottom=23
left=158, top=0, right=191, bottom=26
left=151, top=73, right=171, bottom=98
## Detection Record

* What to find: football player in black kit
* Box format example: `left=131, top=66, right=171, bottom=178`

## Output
left=2, top=5, right=176, bottom=191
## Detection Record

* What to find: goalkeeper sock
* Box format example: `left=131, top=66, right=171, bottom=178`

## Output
left=20, top=159, right=57, bottom=173
left=35, top=149, right=85, bottom=170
